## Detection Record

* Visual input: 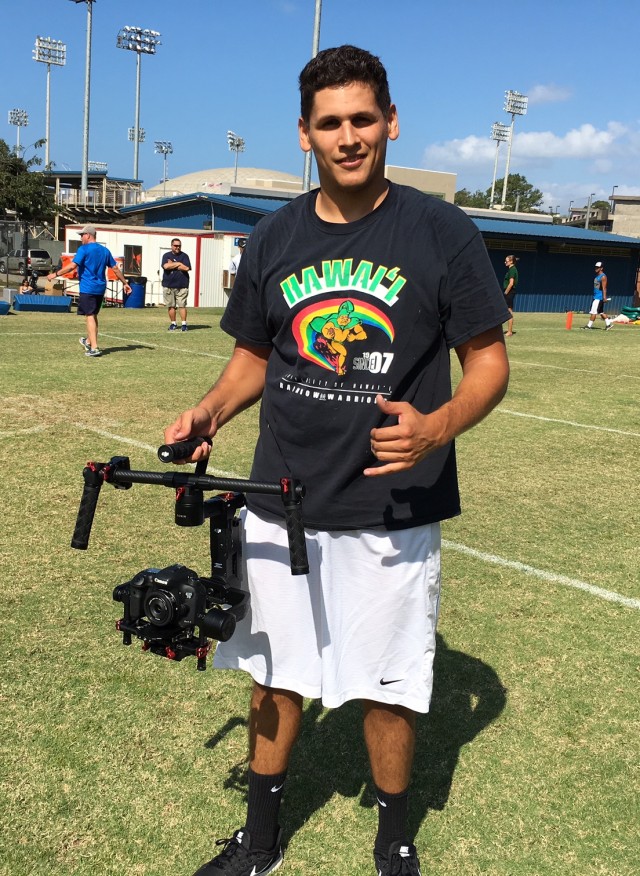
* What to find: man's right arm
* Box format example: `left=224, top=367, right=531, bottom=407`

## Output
left=163, top=341, right=271, bottom=461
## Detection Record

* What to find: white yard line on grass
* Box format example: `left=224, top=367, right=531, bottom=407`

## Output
left=0, top=424, right=49, bottom=438
left=443, top=539, right=640, bottom=610
left=497, top=408, right=640, bottom=438
left=508, top=360, right=640, bottom=382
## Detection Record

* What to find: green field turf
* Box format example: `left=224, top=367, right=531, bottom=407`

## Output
left=1, top=308, right=638, bottom=876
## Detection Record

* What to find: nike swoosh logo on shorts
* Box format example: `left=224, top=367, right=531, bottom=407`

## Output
left=379, top=678, right=403, bottom=685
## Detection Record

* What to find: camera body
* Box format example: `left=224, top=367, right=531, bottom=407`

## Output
left=113, top=561, right=247, bottom=669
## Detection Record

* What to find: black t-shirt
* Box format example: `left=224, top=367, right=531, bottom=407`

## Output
left=221, top=183, right=509, bottom=530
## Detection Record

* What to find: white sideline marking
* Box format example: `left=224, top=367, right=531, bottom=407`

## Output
left=497, top=408, right=640, bottom=439
left=443, top=539, right=640, bottom=610
left=509, top=360, right=640, bottom=382
left=100, top=333, right=228, bottom=360
left=73, top=423, right=238, bottom=478
left=0, top=424, right=49, bottom=438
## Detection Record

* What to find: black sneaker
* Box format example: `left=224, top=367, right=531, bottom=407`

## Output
left=192, top=827, right=283, bottom=875
left=374, top=840, right=422, bottom=876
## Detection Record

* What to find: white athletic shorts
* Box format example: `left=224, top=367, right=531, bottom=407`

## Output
left=590, top=298, right=603, bottom=315
left=213, top=509, right=442, bottom=713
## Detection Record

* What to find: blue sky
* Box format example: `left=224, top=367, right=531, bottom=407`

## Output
left=3, top=0, right=639, bottom=212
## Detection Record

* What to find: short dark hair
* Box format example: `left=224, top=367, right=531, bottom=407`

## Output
left=299, top=45, right=391, bottom=122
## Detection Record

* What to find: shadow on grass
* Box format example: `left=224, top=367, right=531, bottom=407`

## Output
left=96, top=344, right=156, bottom=356
left=164, top=324, right=213, bottom=332
left=212, top=634, right=506, bottom=840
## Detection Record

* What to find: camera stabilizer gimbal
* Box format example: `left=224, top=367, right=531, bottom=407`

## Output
left=71, top=436, right=308, bottom=670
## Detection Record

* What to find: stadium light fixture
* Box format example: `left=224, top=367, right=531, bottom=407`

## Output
left=154, top=141, right=173, bottom=196
left=88, top=160, right=108, bottom=172
left=128, top=127, right=146, bottom=143
left=500, top=89, right=528, bottom=208
left=227, top=130, right=245, bottom=184
left=117, top=26, right=161, bottom=181
left=33, top=36, right=67, bottom=169
left=8, top=108, right=29, bottom=152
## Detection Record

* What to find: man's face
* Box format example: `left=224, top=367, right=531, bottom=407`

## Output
left=172, top=240, right=181, bottom=252
left=298, top=82, right=398, bottom=195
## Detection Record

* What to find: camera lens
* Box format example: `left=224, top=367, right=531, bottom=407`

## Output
left=144, top=589, right=177, bottom=627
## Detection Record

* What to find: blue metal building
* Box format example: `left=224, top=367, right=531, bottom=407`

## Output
left=478, top=218, right=640, bottom=312
left=119, top=192, right=290, bottom=235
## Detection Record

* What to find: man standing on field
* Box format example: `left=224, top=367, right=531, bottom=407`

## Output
left=47, top=225, right=130, bottom=357
left=583, top=261, right=613, bottom=330
left=162, top=238, right=191, bottom=331
left=164, top=45, right=510, bottom=876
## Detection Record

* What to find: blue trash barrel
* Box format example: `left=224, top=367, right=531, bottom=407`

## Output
left=124, top=276, right=147, bottom=308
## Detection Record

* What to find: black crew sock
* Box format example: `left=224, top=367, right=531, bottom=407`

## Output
left=373, top=785, right=410, bottom=855
left=245, top=767, right=287, bottom=851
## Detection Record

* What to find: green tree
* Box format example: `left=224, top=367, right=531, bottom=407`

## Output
left=591, top=200, right=610, bottom=211
left=455, top=173, right=544, bottom=213
left=488, top=174, right=544, bottom=212
left=454, top=187, right=489, bottom=208
left=0, top=138, right=56, bottom=222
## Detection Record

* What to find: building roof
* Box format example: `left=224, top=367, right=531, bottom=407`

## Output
left=119, top=191, right=292, bottom=216
left=145, top=166, right=306, bottom=199
left=473, top=218, right=640, bottom=246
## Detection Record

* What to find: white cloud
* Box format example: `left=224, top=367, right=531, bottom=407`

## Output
left=527, top=84, right=572, bottom=105
left=423, top=122, right=630, bottom=171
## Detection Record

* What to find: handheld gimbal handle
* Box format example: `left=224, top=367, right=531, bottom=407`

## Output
left=70, top=463, right=104, bottom=550
left=71, top=457, right=131, bottom=550
left=281, top=478, right=309, bottom=575
left=157, top=436, right=212, bottom=463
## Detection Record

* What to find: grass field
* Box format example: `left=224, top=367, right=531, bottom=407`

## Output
left=1, top=307, right=638, bottom=876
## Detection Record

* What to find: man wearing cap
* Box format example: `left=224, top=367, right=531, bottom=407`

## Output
left=47, top=225, right=131, bottom=357
left=228, top=238, right=247, bottom=289
left=583, top=262, right=613, bottom=330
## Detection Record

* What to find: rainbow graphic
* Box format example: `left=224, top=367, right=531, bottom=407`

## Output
left=292, top=297, right=394, bottom=371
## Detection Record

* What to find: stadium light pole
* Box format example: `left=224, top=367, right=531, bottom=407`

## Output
left=8, top=109, right=29, bottom=152
left=117, top=26, right=161, bottom=181
left=610, top=184, right=618, bottom=214
left=33, top=36, right=67, bottom=169
left=154, top=141, right=173, bottom=196
left=489, top=122, right=510, bottom=208
left=501, top=89, right=528, bottom=208
left=69, top=0, right=95, bottom=202
left=584, top=192, right=595, bottom=230
left=302, top=0, right=322, bottom=193
left=226, top=130, right=245, bottom=184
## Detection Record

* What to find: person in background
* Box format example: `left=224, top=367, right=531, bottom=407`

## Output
left=503, top=254, right=519, bottom=337
left=583, top=261, right=613, bottom=330
left=161, top=238, right=191, bottom=331
left=47, top=225, right=130, bottom=357
left=228, top=237, right=247, bottom=288
left=164, top=45, right=510, bottom=876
